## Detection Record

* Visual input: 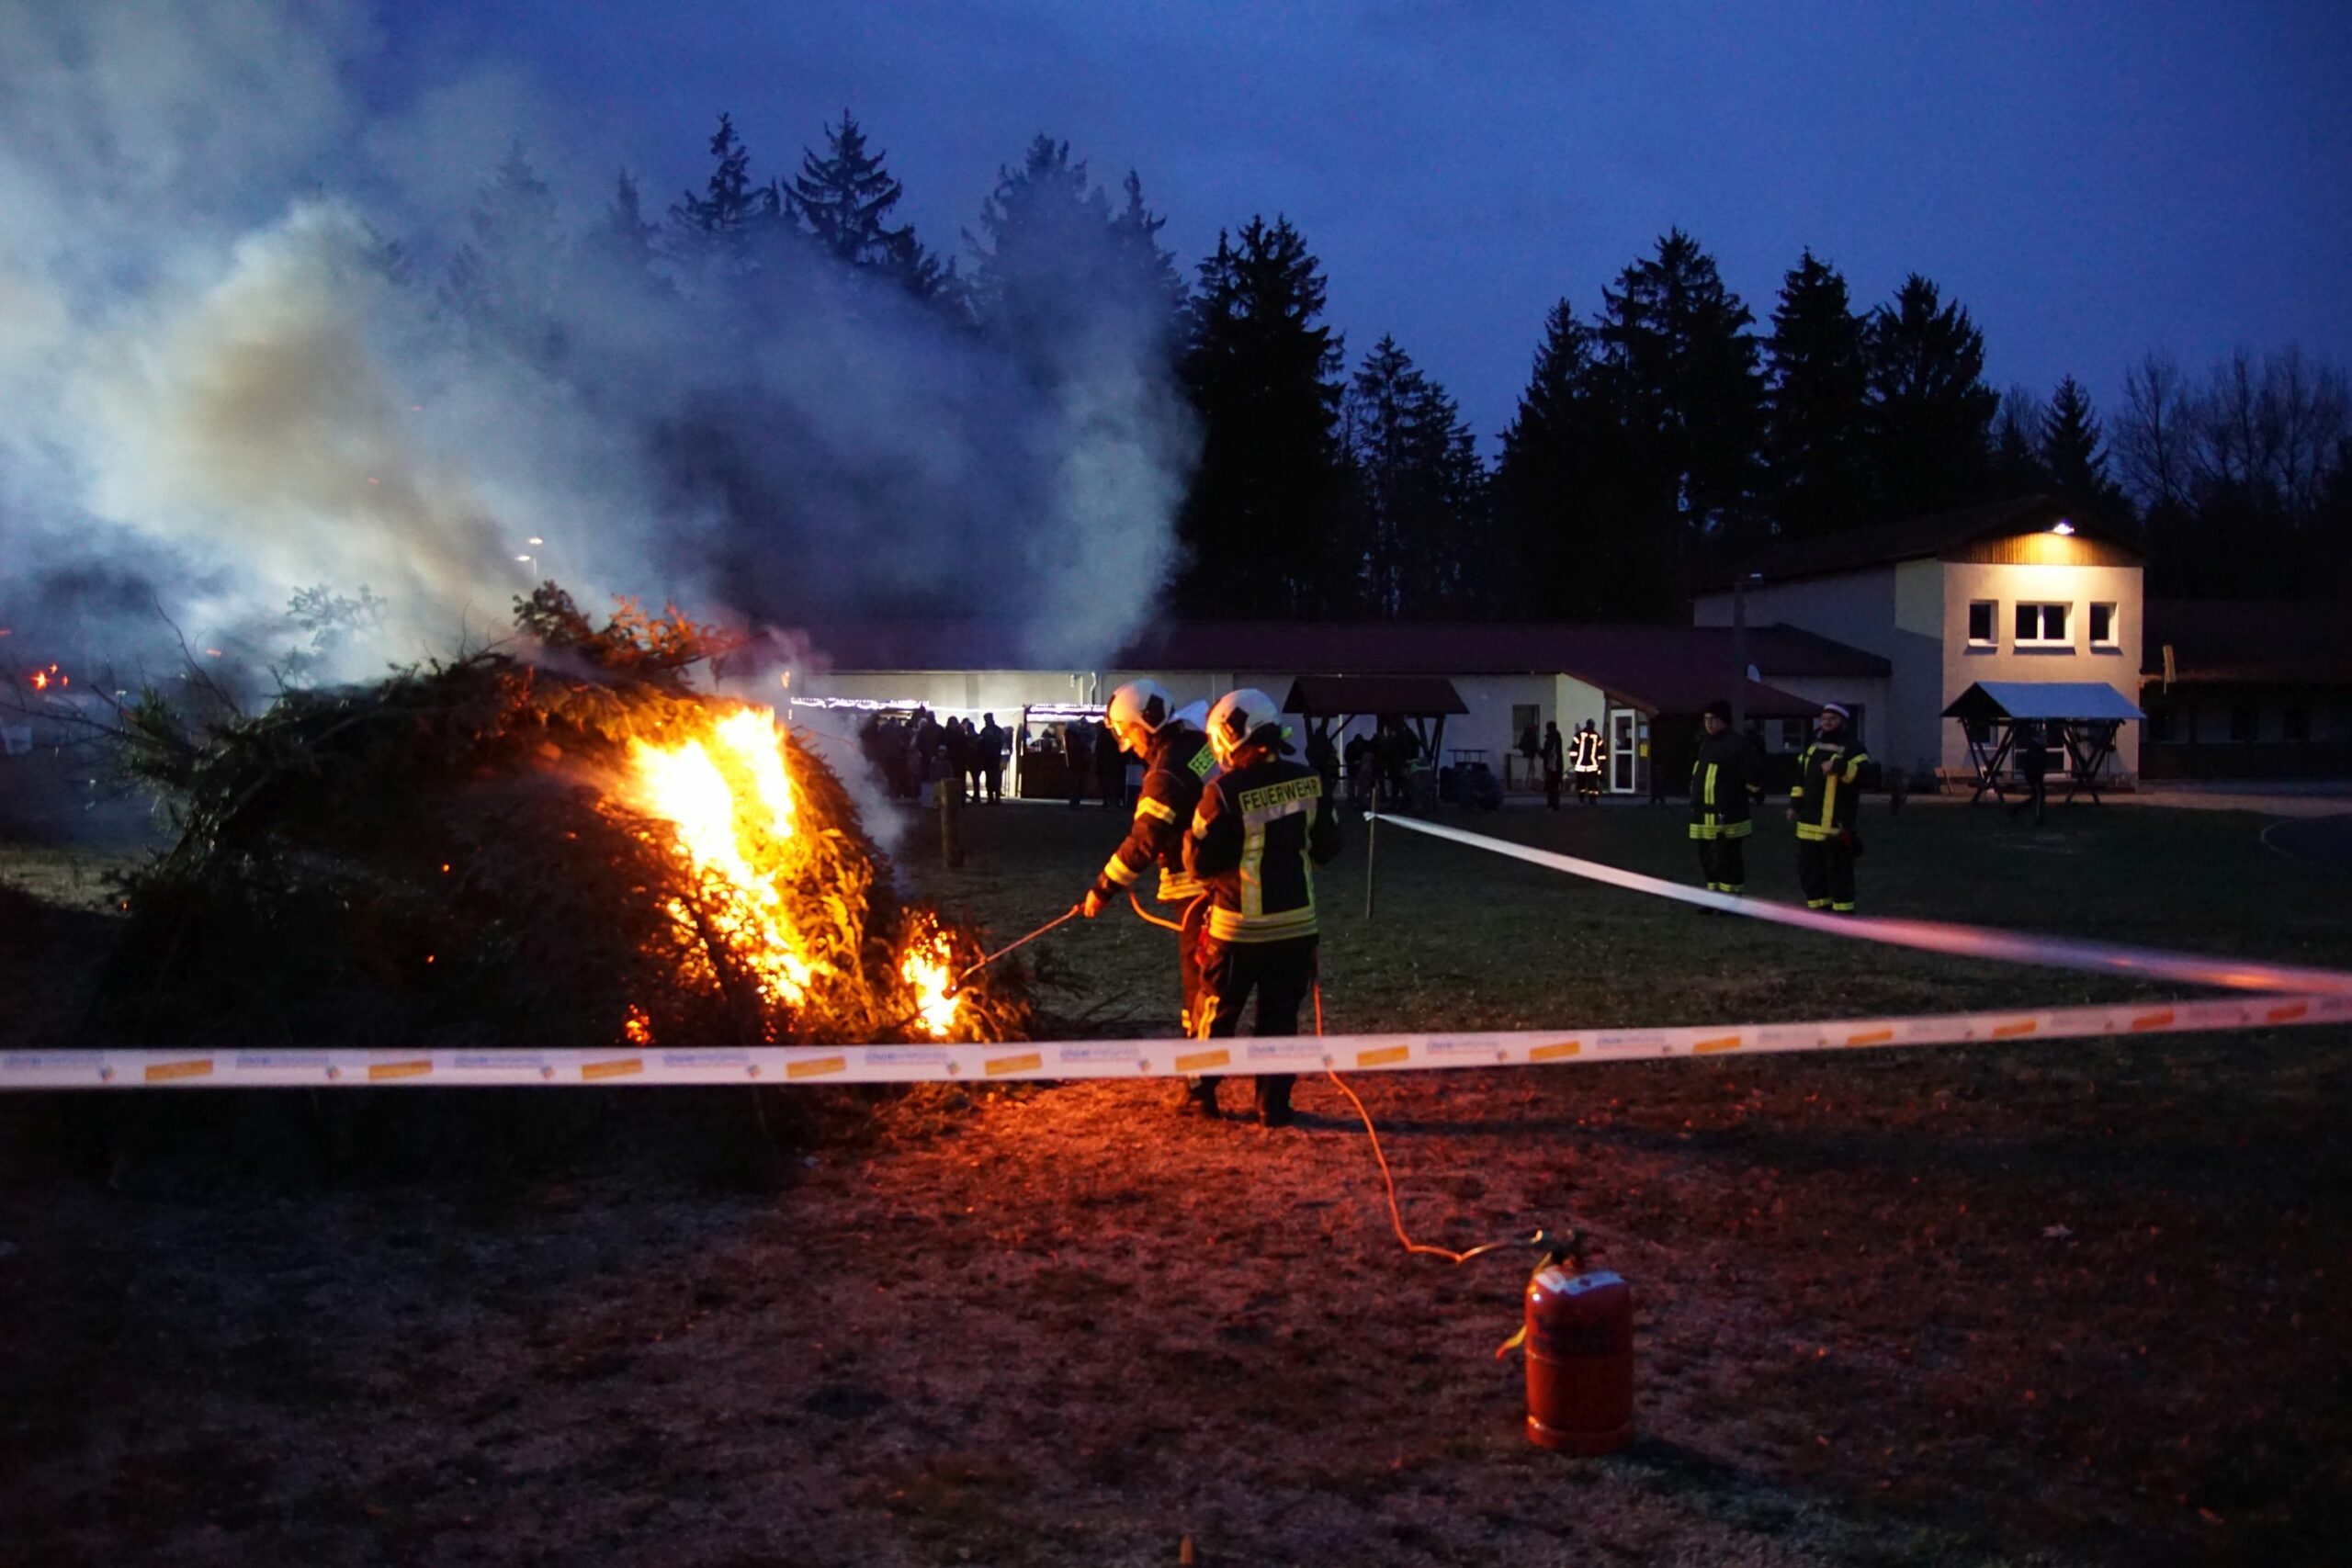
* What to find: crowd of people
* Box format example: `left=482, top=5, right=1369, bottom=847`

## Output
left=857, top=708, right=1008, bottom=806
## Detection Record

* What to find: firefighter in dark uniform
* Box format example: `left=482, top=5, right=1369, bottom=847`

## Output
left=1184, top=688, right=1342, bottom=1128
left=1789, top=701, right=1878, bottom=913
left=1570, top=718, right=1606, bottom=804
left=1688, top=698, right=1764, bottom=894
left=1080, top=681, right=1220, bottom=1088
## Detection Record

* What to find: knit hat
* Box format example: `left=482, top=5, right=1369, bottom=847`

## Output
left=1702, top=699, right=1734, bottom=722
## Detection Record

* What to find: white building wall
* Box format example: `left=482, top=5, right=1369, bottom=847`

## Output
left=1692, top=565, right=1944, bottom=776
left=1939, top=559, right=2143, bottom=775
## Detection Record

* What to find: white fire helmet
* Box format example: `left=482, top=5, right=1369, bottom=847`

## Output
left=1205, top=687, right=1283, bottom=765
left=1104, top=679, right=1174, bottom=754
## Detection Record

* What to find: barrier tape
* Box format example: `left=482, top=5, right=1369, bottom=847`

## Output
left=1372, top=812, right=2352, bottom=998
left=3, top=993, right=2342, bottom=1089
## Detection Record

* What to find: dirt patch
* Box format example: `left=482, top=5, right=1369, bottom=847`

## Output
left=2, top=803, right=2347, bottom=1565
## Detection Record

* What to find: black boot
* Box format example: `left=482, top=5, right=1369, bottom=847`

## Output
left=1254, top=1075, right=1295, bottom=1129
left=1170, top=1078, right=1220, bottom=1117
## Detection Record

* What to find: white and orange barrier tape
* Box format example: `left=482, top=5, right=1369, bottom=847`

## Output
left=2, top=993, right=2342, bottom=1089
left=1371, top=812, right=2352, bottom=998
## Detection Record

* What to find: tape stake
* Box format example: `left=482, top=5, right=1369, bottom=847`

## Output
left=1174, top=1049, right=1229, bottom=1074
left=786, top=1055, right=847, bottom=1079
left=1692, top=1035, right=1743, bottom=1055
left=581, top=1058, right=643, bottom=1081
left=367, top=1060, right=432, bottom=1082
left=1530, top=1041, right=1581, bottom=1062
left=985, top=1052, right=1044, bottom=1077
left=143, top=1058, right=212, bottom=1083
left=1355, top=1045, right=1411, bottom=1068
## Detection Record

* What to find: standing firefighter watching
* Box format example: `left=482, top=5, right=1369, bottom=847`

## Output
left=1689, top=698, right=1764, bottom=895
left=1080, top=682, right=1221, bottom=1106
left=1184, top=689, right=1342, bottom=1129
left=1789, top=702, right=1879, bottom=913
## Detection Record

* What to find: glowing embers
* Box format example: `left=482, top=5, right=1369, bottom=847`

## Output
left=628, top=705, right=817, bottom=1010
left=899, top=915, right=959, bottom=1040
left=26, top=662, right=67, bottom=691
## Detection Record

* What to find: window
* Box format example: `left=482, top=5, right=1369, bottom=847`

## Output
left=1780, top=718, right=1807, bottom=752
left=2014, top=603, right=2071, bottom=646
left=2088, top=603, right=2119, bottom=647
left=2284, top=706, right=2310, bottom=742
left=1966, top=600, right=1997, bottom=646
left=1510, top=704, right=1540, bottom=749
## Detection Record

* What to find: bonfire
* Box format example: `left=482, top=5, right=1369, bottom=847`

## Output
left=96, top=587, right=1025, bottom=1051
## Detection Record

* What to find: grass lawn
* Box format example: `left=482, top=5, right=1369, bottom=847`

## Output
left=1, top=795, right=2346, bottom=1566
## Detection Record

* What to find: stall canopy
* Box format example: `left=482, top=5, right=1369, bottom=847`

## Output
left=1941, top=682, right=2145, bottom=805
left=1283, top=675, right=1467, bottom=720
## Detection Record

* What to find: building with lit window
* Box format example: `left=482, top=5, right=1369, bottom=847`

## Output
left=1692, top=496, right=2144, bottom=784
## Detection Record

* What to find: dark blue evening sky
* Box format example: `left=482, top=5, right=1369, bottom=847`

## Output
left=386, top=0, right=2352, bottom=449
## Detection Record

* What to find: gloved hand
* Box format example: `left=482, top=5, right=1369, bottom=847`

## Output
left=1080, top=888, right=1106, bottom=919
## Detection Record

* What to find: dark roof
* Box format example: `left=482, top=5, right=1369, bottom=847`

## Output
left=803, top=619, right=1887, bottom=690
left=1706, top=495, right=2138, bottom=587
left=1283, top=675, right=1466, bottom=716
left=2142, top=601, right=2352, bottom=686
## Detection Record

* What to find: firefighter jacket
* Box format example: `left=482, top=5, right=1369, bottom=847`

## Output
left=1184, top=750, right=1341, bottom=943
left=1091, top=722, right=1219, bottom=903
left=1570, top=726, right=1606, bottom=774
left=1791, top=734, right=1880, bottom=840
left=1688, top=730, right=1764, bottom=840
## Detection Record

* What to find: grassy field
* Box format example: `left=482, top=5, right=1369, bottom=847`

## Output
left=2, top=795, right=2347, bottom=1566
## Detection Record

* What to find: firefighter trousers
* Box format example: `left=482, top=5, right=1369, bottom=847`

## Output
left=1797, top=836, right=1857, bottom=912
left=1195, top=932, right=1317, bottom=1119
left=1176, top=895, right=1209, bottom=1034
left=1696, top=835, right=1746, bottom=895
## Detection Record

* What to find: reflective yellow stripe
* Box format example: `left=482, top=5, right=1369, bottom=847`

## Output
left=1206, top=905, right=1318, bottom=942
left=1822, top=770, right=1839, bottom=824
left=1136, top=796, right=1176, bottom=823
left=1239, top=822, right=1265, bottom=919
left=1102, top=854, right=1140, bottom=886
left=1157, top=871, right=1204, bottom=901
left=1720, top=818, right=1752, bottom=839
left=1795, top=822, right=1838, bottom=841
left=1703, top=762, right=1718, bottom=807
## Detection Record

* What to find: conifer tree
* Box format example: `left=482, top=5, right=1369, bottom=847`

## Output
left=786, top=111, right=947, bottom=300
left=2038, top=375, right=2123, bottom=515
left=1991, top=385, right=2051, bottom=496
left=437, top=141, right=567, bottom=360
left=666, top=112, right=780, bottom=282
left=1494, top=299, right=1601, bottom=615
left=1591, top=229, right=1766, bottom=610
left=1763, top=249, right=1870, bottom=539
left=1862, top=274, right=1998, bottom=517
left=1343, top=336, right=1487, bottom=617
left=1176, top=216, right=1346, bottom=615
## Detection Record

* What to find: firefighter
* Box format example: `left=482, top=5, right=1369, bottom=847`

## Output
left=1184, top=688, right=1342, bottom=1128
left=1571, top=718, right=1606, bottom=804
left=1078, top=681, right=1221, bottom=1107
left=1542, top=721, right=1565, bottom=809
left=1789, top=701, right=1879, bottom=913
left=1688, top=698, right=1764, bottom=895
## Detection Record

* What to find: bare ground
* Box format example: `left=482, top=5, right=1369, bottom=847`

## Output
left=3, top=797, right=2348, bottom=1566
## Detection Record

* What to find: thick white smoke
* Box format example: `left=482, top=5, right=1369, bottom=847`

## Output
left=0, top=1, right=1195, bottom=691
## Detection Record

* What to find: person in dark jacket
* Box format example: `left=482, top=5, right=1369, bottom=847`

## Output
left=1689, top=698, right=1765, bottom=895
left=1093, top=716, right=1125, bottom=808
left=1542, top=720, right=1565, bottom=809
left=978, top=713, right=1007, bottom=803
left=2009, top=721, right=2049, bottom=825
left=1789, top=702, right=1880, bottom=913
left=1081, top=681, right=1221, bottom=1072
left=1185, top=688, right=1341, bottom=1128
left=1063, top=719, right=1091, bottom=808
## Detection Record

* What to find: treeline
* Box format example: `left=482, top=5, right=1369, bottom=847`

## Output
left=427, top=112, right=2352, bottom=621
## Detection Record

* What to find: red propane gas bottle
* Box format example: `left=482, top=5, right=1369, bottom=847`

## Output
left=1523, top=1263, right=1634, bottom=1454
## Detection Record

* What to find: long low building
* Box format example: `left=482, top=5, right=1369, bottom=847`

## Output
left=775, top=619, right=1891, bottom=796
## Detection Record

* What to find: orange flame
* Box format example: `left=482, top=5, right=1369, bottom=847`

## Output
left=899, top=919, right=959, bottom=1040
left=628, top=706, right=815, bottom=1008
